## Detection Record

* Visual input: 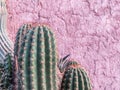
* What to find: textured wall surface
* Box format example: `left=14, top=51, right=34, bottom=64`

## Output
left=6, top=0, right=120, bottom=90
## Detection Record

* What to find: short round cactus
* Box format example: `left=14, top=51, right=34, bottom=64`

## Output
left=61, top=63, right=92, bottom=90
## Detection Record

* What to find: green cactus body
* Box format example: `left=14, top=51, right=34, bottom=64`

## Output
left=14, top=24, right=32, bottom=57
left=0, top=53, right=14, bottom=90
left=0, top=63, right=4, bottom=79
left=18, top=25, right=58, bottom=90
left=61, top=65, right=91, bottom=90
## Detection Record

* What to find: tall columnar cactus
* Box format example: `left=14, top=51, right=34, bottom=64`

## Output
left=14, top=24, right=32, bottom=57
left=60, top=63, right=92, bottom=90
left=18, top=25, right=58, bottom=90
left=0, top=53, right=14, bottom=90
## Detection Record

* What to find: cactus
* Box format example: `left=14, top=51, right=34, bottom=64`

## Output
left=60, top=63, right=92, bottom=90
left=17, top=25, right=58, bottom=90
left=14, top=24, right=32, bottom=57
left=0, top=53, right=14, bottom=90
left=58, top=57, right=92, bottom=90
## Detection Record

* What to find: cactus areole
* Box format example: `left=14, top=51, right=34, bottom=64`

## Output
left=18, top=25, right=58, bottom=90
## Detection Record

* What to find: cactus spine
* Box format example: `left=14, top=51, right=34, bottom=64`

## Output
left=61, top=63, right=91, bottom=90
left=0, top=53, right=14, bottom=90
left=18, top=25, right=58, bottom=90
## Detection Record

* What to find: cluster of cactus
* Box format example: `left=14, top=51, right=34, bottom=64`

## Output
left=1, top=1, right=92, bottom=90
left=0, top=23, right=92, bottom=90
left=0, top=53, right=14, bottom=90
left=58, top=55, right=92, bottom=90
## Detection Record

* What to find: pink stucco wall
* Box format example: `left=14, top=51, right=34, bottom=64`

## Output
left=6, top=0, right=120, bottom=90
